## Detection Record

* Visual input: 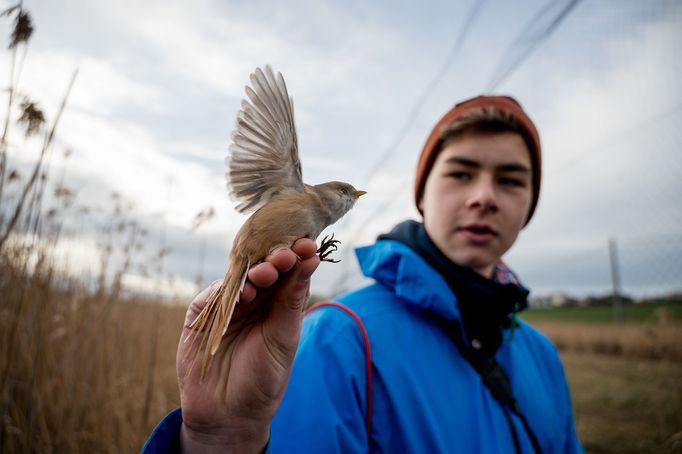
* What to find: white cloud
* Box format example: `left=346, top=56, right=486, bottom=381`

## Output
left=56, top=110, right=238, bottom=230
left=0, top=50, right=164, bottom=117
left=2, top=0, right=680, bottom=300
left=505, top=8, right=682, bottom=295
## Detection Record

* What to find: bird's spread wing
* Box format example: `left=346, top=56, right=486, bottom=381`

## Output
left=226, top=66, right=303, bottom=213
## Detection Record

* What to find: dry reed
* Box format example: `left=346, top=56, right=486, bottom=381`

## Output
left=0, top=7, right=189, bottom=451
left=0, top=249, right=186, bottom=453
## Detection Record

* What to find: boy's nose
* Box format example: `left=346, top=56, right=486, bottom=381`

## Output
left=466, top=178, right=498, bottom=213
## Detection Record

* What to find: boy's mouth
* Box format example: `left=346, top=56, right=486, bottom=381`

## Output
left=458, top=224, right=498, bottom=242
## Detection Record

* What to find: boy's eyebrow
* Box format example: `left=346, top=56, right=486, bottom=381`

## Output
left=498, top=163, right=531, bottom=173
left=444, top=157, right=480, bottom=168
left=444, top=156, right=530, bottom=173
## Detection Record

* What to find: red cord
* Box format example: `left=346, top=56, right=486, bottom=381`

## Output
left=305, top=302, right=373, bottom=434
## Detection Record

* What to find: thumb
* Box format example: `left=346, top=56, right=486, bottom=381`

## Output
left=184, top=279, right=222, bottom=330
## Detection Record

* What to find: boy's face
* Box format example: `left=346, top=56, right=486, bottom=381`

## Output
left=418, top=132, right=533, bottom=278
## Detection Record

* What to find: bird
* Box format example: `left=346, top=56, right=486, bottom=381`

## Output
left=186, top=65, right=365, bottom=378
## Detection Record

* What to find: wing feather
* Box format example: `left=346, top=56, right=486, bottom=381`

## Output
left=227, top=66, right=303, bottom=213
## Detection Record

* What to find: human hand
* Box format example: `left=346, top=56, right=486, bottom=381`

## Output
left=177, top=238, right=320, bottom=453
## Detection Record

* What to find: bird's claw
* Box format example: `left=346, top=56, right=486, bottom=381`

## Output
left=317, top=233, right=341, bottom=263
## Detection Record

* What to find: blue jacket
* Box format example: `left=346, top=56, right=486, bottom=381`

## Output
left=143, top=239, right=582, bottom=453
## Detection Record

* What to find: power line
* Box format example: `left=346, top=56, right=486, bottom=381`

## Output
left=349, top=0, right=583, bottom=230
left=348, top=0, right=582, bottom=236
left=359, top=0, right=489, bottom=189
left=330, top=1, right=489, bottom=293
left=486, top=0, right=582, bottom=92
left=332, top=0, right=584, bottom=293
left=330, top=179, right=407, bottom=295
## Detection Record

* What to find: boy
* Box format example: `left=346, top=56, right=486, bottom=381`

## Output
left=145, top=95, right=582, bottom=453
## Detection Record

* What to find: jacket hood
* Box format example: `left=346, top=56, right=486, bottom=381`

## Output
left=355, top=239, right=462, bottom=321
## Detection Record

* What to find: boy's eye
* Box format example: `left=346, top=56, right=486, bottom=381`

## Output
left=499, top=177, right=524, bottom=187
left=447, top=172, right=471, bottom=181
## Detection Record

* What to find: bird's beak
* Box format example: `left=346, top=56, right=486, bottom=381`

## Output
left=355, top=190, right=367, bottom=197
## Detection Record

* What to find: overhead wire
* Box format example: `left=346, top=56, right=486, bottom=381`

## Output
left=485, top=0, right=583, bottom=92
left=330, top=0, right=489, bottom=293
left=352, top=0, right=582, bottom=225
left=331, top=0, right=585, bottom=293
left=357, top=0, right=489, bottom=189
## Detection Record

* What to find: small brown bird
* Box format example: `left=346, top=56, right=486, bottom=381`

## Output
left=187, top=66, right=365, bottom=378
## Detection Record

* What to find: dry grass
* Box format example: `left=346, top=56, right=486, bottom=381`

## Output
left=562, top=351, right=682, bottom=453
left=3, top=259, right=682, bottom=453
left=0, top=250, right=185, bottom=453
left=533, top=321, right=682, bottom=362
left=0, top=7, right=190, bottom=451
left=534, top=321, right=682, bottom=452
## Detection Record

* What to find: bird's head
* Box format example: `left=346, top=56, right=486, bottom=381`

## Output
left=315, top=181, right=366, bottom=222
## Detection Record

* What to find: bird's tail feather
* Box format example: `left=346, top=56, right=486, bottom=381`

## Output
left=185, top=256, right=250, bottom=380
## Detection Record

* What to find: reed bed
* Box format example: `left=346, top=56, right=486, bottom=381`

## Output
left=0, top=248, right=185, bottom=453
left=0, top=6, right=198, bottom=451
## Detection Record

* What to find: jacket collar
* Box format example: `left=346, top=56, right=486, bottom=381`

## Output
left=355, top=221, right=529, bottom=335
left=355, top=238, right=463, bottom=321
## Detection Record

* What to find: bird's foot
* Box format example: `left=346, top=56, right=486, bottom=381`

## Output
left=317, top=233, right=341, bottom=263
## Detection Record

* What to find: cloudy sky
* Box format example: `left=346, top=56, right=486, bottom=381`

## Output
left=1, top=0, right=680, bottom=300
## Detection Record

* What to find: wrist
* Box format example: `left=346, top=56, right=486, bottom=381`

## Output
left=180, top=422, right=269, bottom=454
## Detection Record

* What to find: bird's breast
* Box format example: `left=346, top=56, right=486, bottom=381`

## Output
left=232, top=192, right=320, bottom=259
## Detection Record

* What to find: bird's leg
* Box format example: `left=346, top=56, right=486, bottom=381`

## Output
left=317, top=233, right=341, bottom=263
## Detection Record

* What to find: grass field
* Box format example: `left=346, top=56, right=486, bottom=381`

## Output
left=2, top=261, right=681, bottom=453
left=522, top=299, right=682, bottom=324
left=563, top=352, right=682, bottom=453
left=524, top=303, right=682, bottom=453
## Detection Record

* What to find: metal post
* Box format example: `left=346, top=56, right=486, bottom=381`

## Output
left=609, top=238, right=623, bottom=321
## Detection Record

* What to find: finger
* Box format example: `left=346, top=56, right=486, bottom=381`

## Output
left=242, top=240, right=316, bottom=306
left=292, top=238, right=318, bottom=260
left=239, top=282, right=257, bottom=304
left=247, top=261, right=279, bottom=288
left=265, top=247, right=298, bottom=273
left=262, top=253, right=320, bottom=352
left=246, top=242, right=311, bottom=288
left=242, top=249, right=296, bottom=305
left=273, top=249, right=320, bottom=314
left=248, top=240, right=316, bottom=287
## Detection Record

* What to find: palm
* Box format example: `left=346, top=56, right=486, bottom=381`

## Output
left=177, top=239, right=319, bottom=442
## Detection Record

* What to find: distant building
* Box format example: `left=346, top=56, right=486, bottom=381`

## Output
left=529, top=292, right=580, bottom=309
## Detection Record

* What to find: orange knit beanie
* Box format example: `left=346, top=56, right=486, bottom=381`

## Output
left=414, top=95, right=542, bottom=224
